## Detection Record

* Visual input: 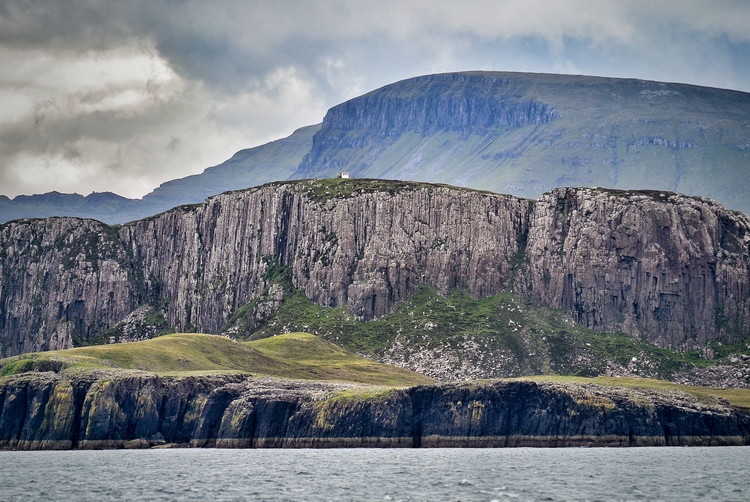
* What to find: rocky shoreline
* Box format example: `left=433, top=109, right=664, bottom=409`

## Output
left=1, top=372, right=748, bottom=450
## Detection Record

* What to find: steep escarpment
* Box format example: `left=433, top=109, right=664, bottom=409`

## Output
left=118, top=180, right=530, bottom=334
left=293, top=72, right=750, bottom=216
left=295, top=72, right=559, bottom=180
left=524, top=188, right=750, bottom=350
left=320, top=73, right=558, bottom=134
left=1, top=372, right=748, bottom=449
left=1, top=180, right=748, bottom=361
left=0, top=218, right=138, bottom=357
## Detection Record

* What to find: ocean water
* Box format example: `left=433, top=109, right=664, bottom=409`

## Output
left=1, top=447, right=747, bottom=501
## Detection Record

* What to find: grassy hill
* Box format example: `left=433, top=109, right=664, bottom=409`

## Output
left=0, top=332, right=433, bottom=387
left=3, top=331, right=748, bottom=410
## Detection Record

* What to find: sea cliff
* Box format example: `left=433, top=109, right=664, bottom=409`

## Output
left=1, top=179, right=749, bottom=358
left=1, top=372, right=747, bottom=450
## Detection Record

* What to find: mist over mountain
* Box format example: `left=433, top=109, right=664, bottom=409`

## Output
left=1, top=71, right=749, bottom=224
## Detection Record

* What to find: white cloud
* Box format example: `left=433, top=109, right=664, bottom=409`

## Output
left=0, top=0, right=749, bottom=200
left=0, top=46, right=183, bottom=126
left=0, top=63, right=327, bottom=199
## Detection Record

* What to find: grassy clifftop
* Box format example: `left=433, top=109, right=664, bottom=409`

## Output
left=0, top=332, right=433, bottom=387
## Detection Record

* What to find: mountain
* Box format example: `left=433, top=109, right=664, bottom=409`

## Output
left=0, top=125, right=319, bottom=224
left=1, top=179, right=748, bottom=384
left=0, top=191, right=145, bottom=224
left=293, top=72, right=750, bottom=213
left=139, top=124, right=319, bottom=211
left=2, top=71, right=749, bottom=224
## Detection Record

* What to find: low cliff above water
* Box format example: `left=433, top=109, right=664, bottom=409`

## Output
left=1, top=369, right=748, bottom=450
left=1, top=333, right=749, bottom=450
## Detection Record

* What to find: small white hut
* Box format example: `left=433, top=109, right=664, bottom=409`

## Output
left=337, top=172, right=350, bottom=179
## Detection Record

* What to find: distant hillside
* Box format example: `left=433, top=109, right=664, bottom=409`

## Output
left=0, top=125, right=319, bottom=224
left=2, top=71, right=749, bottom=224
left=294, top=72, right=750, bottom=214
left=139, top=124, right=320, bottom=212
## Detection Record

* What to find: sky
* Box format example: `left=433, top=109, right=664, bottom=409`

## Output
left=1, top=0, right=749, bottom=200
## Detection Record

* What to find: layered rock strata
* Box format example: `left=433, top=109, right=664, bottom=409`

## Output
left=1, top=373, right=747, bottom=450
left=0, top=218, right=138, bottom=355
left=1, top=180, right=749, bottom=357
left=117, top=181, right=530, bottom=333
left=524, top=188, right=750, bottom=349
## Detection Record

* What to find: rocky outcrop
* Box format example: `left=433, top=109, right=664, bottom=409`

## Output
left=524, top=188, right=750, bottom=349
left=1, top=372, right=748, bottom=449
left=673, top=355, right=750, bottom=388
left=1, top=180, right=748, bottom=358
left=118, top=180, right=530, bottom=333
left=319, top=74, right=558, bottom=134
left=0, top=218, right=139, bottom=357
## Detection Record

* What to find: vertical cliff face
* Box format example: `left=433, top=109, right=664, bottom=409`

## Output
left=1, top=373, right=748, bottom=450
left=524, top=188, right=750, bottom=349
left=0, top=218, right=138, bottom=357
left=317, top=74, right=557, bottom=134
left=295, top=73, right=558, bottom=178
left=118, top=180, right=531, bottom=333
left=1, top=180, right=749, bottom=358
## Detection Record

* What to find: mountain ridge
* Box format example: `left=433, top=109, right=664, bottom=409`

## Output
left=2, top=71, right=749, bottom=224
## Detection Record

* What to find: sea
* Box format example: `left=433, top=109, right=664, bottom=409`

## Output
left=0, top=447, right=747, bottom=501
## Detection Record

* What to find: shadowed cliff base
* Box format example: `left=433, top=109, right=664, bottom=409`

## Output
left=0, top=371, right=748, bottom=450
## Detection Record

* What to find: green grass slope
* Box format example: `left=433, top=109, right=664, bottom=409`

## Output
left=519, top=375, right=750, bottom=409
left=236, top=284, right=747, bottom=382
left=0, top=332, right=433, bottom=387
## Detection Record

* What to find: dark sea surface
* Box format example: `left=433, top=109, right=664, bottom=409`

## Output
left=0, top=447, right=747, bottom=501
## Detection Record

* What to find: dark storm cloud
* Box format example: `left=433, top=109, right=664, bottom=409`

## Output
left=1, top=0, right=749, bottom=198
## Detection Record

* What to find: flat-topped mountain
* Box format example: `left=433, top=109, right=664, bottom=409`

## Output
left=2, top=71, right=749, bottom=224
left=293, top=72, right=750, bottom=212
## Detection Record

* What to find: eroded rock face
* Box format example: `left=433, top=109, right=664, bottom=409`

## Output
left=1, top=181, right=749, bottom=357
left=524, top=188, right=750, bottom=349
left=0, top=218, right=138, bottom=357
left=118, top=181, right=530, bottom=333
left=1, top=373, right=748, bottom=450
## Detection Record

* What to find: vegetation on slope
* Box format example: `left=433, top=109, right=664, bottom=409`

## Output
left=295, top=176, right=492, bottom=204
left=0, top=332, right=432, bottom=387
left=296, top=72, right=750, bottom=215
left=241, top=284, right=743, bottom=382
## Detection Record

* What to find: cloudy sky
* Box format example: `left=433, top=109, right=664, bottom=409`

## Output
left=1, top=0, right=749, bottom=199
